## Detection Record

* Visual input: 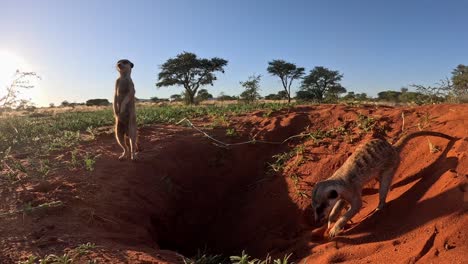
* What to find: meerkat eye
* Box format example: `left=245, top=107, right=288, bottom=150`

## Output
left=327, top=189, right=338, bottom=199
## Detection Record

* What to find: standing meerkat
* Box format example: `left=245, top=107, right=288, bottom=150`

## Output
left=113, top=59, right=138, bottom=161
left=311, top=131, right=454, bottom=238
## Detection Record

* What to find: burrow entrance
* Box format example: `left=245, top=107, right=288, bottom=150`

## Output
left=122, top=130, right=309, bottom=259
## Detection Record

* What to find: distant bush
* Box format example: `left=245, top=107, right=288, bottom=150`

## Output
left=169, top=94, right=183, bottom=102
left=217, top=92, right=238, bottom=101
left=265, top=90, right=288, bottom=100
left=149, top=97, right=169, bottom=103
left=195, top=89, right=214, bottom=102
left=86, top=99, right=110, bottom=106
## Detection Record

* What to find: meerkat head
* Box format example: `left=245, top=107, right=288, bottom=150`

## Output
left=311, top=181, right=340, bottom=225
left=116, top=59, right=134, bottom=75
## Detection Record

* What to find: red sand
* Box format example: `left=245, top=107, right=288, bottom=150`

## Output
left=0, top=104, right=467, bottom=264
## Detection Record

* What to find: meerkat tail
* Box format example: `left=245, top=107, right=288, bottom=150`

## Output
left=393, top=131, right=454, bottom=152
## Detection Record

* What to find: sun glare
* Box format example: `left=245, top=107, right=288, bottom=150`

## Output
left=0, top=50, right=42, bottom=106
left=0, top=50, right=28, bottom=86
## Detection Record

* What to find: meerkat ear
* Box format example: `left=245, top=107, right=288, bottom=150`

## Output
left=327, top=189, right=338, bottom=199
left=130, top=62, right=134, bottom=68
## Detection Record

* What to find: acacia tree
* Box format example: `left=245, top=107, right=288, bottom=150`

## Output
left=156, top=52, right=228, bottom=104
left=239, top=74, right=262, bottom=103
left=267, top=60, right=305, bottom=103
left=451, top=64, right=468, bottom=99
left=1, top=70, right=40, bottom=109
left=297, top=66, right=345, bottom=103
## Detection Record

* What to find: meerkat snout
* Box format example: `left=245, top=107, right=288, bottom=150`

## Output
left=312, top=185, right=339, bottom=224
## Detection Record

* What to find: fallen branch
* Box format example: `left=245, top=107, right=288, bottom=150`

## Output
left=0, top=201, right=63, bottom=218
left=177, top=118, right=314, bottom=148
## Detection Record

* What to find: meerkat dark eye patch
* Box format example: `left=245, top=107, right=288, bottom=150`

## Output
left=316, top=204, right=325, bottom=214
left=328, top=189, right=338, bottom=199
left=117, top=59, right=133, bottom=67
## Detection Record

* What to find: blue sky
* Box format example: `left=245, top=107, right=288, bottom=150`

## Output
left=1, top=0, right=467, bottom=106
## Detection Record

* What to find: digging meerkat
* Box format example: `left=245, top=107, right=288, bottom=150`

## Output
left=311, top=130, right=454, bottom=238
left=113, top=59, right=138, bottom=161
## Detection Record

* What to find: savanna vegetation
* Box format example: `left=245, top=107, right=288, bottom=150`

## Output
left=0, top=52, right=466, bottom=264
left=153, top=52, right=467, bottom=105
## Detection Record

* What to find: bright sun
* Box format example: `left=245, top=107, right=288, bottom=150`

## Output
left=0, top=50, right=28, bottom=87
left=0, top=50, right=43, bottom=106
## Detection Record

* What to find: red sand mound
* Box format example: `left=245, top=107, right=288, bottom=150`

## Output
left=0, top=104, right=467, bottom=264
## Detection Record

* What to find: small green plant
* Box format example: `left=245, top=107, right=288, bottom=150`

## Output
left=335, top=125, right=348, bottom=135
left=69, top=149, right=80, bottom=170
left=48, top=131, right=81, bottom=151
left=269, top=151, right=294, bottom=173
left=42, top=253, right=73, bottom=264
left=84, top=154, right=96, bottom=172
left=356, top=113, right=376, bottom=133
left=212, top=114, right=230, bottom=128
left=263, top=109, right=273, bottom=118
left=230, top=251, right=252, bottom=264
left=184, top=253, right=226, bottom=264
left=23, top=202, right=34, bottom=214
left=18, top=255, right=38, bottom=264
left=269, top=145, right=307, bottom=173
left=38, top=159, right=51, bottom=178
left=418, top=112, right=432, bottom=130
left=226, top=128, right=238, bottom=137
left=75, top=242, right=96, bottom=256
left=85, top=126, right=96, bottom=141
left=18, top=243, right=96, bottom=264
left=230, top=251, right=293, bottom=264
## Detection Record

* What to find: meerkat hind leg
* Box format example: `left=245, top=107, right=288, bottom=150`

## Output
left=376, top=165, right=397, bottom=211
left=116, top=128, right=129, bottom=160
left=128, top=122, right=138, bottom=161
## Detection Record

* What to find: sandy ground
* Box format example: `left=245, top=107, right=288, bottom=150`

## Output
left=0, top=104, right=466, bottom=263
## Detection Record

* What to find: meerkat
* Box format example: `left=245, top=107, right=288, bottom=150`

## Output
left=311, top=130, right=454, bottom=238
left=113, top=59, right=138, bottom=161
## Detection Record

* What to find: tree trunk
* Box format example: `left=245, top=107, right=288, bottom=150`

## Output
left=188, top=93, right=195, bottom=105
left=184, top=88, right=196, bottom=105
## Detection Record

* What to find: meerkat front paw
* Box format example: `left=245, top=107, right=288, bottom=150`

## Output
left=328, top=225, right=343, bottom=238
left=131, top=152, right=139, bottom=162
left=118, top=152, right=127, bottom=160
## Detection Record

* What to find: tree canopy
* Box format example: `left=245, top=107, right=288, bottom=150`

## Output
left=297, top=66, right=345, bottom=102
left=267, top=60, right=304, bottom=103
left=239, top=74, right=262, bottom=103
left=451, top=64, right=468, bottom=98
left=156, top=52, right=228, bottom=104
